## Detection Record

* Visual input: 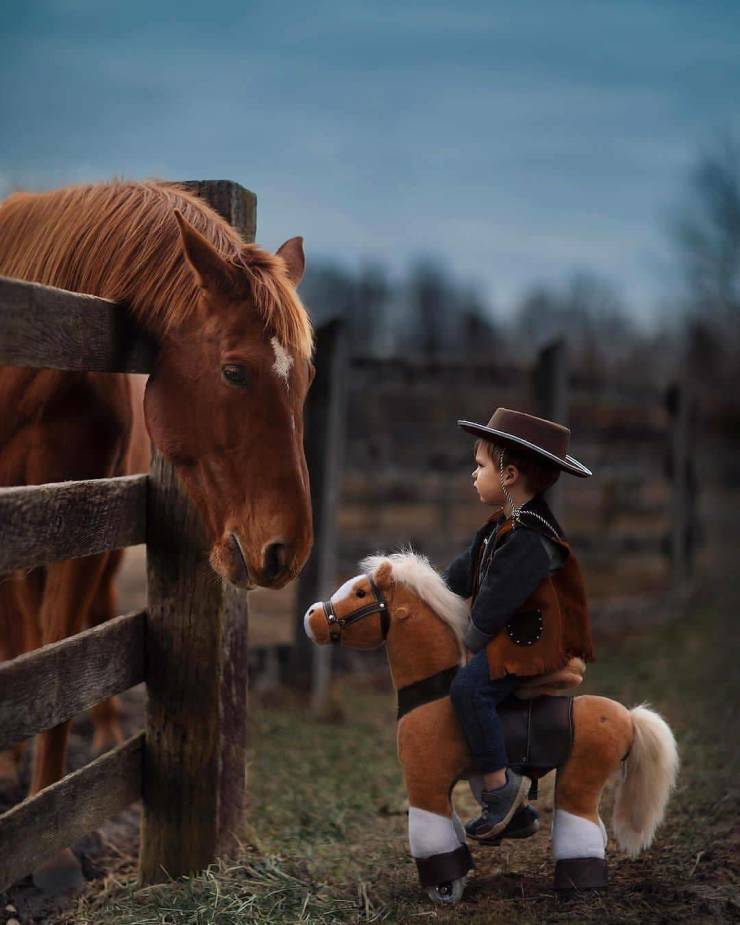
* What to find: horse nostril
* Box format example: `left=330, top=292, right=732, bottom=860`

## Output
left=263, top=542, right=289, bottom=581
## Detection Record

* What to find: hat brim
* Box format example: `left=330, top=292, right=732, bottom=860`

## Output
left=457, top=420, right=592, bottom=478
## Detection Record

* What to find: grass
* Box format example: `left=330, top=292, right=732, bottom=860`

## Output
left=69, top=594, right=739, bottom=925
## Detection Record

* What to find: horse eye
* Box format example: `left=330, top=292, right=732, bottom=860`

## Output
left=222, top=364, right=249, bottom=387
left=356, top=589, right=366, bottom=598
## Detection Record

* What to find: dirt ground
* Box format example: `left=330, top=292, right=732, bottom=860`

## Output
left=1, top=569, right=737, bottom=924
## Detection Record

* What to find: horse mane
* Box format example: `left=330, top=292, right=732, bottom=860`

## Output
left=360, top=548, right=470, bottom=652
left=0, top=179, right=313, bottom=357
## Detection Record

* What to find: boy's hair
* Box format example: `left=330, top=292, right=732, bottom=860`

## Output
left=475, top=437, right=561, bottom=496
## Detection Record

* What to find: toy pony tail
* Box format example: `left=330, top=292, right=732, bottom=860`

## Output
left=612, top=704, right=679, bottom=858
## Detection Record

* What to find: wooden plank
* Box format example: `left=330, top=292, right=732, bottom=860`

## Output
left=139, top=180, right=253, bottom=884
left=293, top=319, right=349, bottom=710
left=0, top=474, right=147, bottom=573
left=667, top=381, right=694, bottom=589
left=139, top=450, right=249, bottom=881
left=0, top=610, right=146, bottom=751
left=0, top=275, right=155, bottom=372
left=533, top=339, right=569, bottom=517
left=175, top=180, right=257, bottom=242
left=0, top=734, right=143, bottom=892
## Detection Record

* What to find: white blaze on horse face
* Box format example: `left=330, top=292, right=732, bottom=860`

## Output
left=270, top=336, right=294, bottom=388
left=331, top=574, right=363, bottom=605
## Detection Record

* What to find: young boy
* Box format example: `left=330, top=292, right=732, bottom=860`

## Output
left=444, top=407, right=594, bottom=841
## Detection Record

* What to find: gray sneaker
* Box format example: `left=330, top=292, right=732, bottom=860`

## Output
left=465, top=769, right=532, bottom=841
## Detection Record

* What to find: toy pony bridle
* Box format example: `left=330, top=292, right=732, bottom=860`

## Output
left=321, top=575, right=390, bottom=644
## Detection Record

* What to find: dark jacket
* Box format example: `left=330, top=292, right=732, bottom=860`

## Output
left=442, top=494, right=593, bottom=677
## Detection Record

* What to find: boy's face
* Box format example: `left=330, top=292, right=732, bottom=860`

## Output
left=472, top=444, right=519, bottom=506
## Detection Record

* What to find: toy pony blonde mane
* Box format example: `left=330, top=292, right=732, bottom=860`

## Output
left=360, top=549, right=470, bottom=653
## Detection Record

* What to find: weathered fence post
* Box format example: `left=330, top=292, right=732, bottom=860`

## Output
left=533, top=339, right=569, bottom=515
left=139, top=180, right=255, bottom=883
left=293, top=318, right=349, bottom=713
left=666, top=380, right=695, bottom=592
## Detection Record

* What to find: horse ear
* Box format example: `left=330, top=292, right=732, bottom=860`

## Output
left=276, top=236, right=305, bottom=287
left=373, top=560, right=393, bottom=590
left=174, top=209, right=243, bottom=295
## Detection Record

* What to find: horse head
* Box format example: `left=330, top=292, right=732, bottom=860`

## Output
left=144, top=209, right=314, bottom=590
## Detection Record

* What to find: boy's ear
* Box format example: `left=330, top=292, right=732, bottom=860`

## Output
left=504, top=462, right=521, bottom=485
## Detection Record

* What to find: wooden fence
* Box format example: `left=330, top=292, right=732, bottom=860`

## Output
left=0, top=179, right=255, bottom=890
left=276, top=337, right=698, bottom=707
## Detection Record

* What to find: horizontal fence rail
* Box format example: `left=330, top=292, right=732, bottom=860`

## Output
left=0, top=610, right=146, bottom=752
left=0, top=734, right=143, bottom=891
left=0, top=474, right=147, bottom=573
left=0, top=275, right=155, bottom=373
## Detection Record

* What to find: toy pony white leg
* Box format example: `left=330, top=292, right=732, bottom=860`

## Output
left=551, top=807, right=608, bottom=889
left=408, top=805, right=472, bottom=905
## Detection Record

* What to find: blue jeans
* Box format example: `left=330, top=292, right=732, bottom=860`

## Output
left=449, top=650, right=521, bottom=774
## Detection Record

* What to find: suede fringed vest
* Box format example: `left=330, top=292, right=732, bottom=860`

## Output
left=472, top=517, right=595, bottom=680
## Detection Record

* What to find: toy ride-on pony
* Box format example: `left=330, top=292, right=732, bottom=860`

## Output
left=304, top=551, right=679, bottom=905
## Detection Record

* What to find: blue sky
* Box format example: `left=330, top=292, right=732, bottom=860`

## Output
left=2, top=1, right=739, bottom=323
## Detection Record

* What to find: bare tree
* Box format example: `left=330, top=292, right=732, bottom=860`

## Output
left=511, top=272, right=636, bottom=377
left=671, top=133, right=740, bottom=382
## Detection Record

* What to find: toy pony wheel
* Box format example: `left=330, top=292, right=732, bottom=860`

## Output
left=425, top=876, right=466, bottom=905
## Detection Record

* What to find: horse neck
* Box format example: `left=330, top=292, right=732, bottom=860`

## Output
left=385, top=594, right=462, bottom=690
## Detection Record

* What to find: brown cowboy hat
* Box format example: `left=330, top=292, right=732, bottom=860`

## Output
left=458, top=407, right=592, bottom=478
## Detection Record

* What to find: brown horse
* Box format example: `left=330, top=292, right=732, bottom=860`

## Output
left=0, top=180, right=315, bottom=808
left=304, top=551, right=679, bottom=905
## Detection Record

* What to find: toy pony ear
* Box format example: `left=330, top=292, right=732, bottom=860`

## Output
left=373, top=560, right=393, bottom=590
left=395, top=604, right=411, bottom=621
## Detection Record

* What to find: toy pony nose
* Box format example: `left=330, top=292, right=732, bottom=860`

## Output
left=303, top=601, right=325, bottom=643
left=303, top=601, right=330, bottom=646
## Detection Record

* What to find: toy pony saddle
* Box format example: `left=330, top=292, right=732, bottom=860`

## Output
left=499, top=696, right=573, bottom=794
left=498, top=656, right=585, bottom=793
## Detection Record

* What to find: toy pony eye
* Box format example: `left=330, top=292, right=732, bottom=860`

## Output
left=356, top=589, right=367, bottom=598
left=222, top=364, right=249, bottom=388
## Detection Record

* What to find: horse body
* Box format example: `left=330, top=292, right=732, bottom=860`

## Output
left=304, top=550, right=679, bottom=903
left=0, top=181, right=315, bottom=813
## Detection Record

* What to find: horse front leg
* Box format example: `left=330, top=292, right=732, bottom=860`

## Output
left=27, top=553, right=112, bottom=894
left=0, top=569, right=44, bottom=793
left=29, top=553, right=110, bottom=796
left=86, top=548, right=126, bottom=754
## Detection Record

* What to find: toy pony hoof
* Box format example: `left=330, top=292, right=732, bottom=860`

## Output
left=425, top=877, right=466, bottom=905
left=554, top=857, right=608, bottom=894
left=416, top=843, right=473, bottom=904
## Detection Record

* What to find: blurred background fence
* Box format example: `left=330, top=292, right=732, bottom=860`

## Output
left=115, top=326, right=736, bottom=706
